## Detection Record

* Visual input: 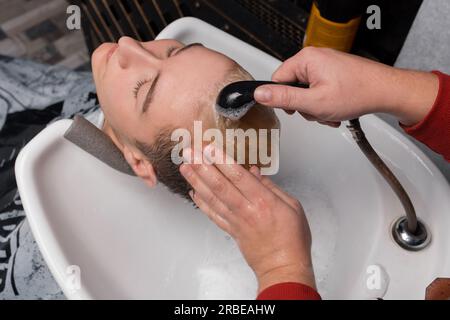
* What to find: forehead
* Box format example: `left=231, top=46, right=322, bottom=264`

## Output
left=164, top=45, right=236, bottom=97
left=149, top=45, right=237, bottom=121
left=121, top=45, right=238, bottom=145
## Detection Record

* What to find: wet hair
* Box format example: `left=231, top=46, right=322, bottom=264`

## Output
left=134, top=129, right=192, bottom=200
left=134, top=104, right=279, bottom=202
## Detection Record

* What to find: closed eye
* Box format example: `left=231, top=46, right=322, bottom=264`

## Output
left=133, top=43, right=204, bottom=112
left=166, top=45, right=180, bottom=57
left=132, top=46, right=179, bottom=98
left=132, top=45, right=179, bottom=98
left=133, top=79, right=150, bottom=98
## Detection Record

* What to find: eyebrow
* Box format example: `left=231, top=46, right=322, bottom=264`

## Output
left=172, top=42, right=203, bottom=57
left=141, top=43, right=204, bottom=114
left=141, top=73, right=160, bottom=114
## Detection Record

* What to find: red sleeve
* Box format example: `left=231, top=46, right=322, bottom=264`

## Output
left=256, top=282, right=321, bottom=300
left=401, top=71, right=450, bottom=162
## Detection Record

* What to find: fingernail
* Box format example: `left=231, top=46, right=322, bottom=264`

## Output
left=203, top=144, right=214, bottom=164
left=189, top=189, right=194, bottom=198
left=284, top=110, right=295, bottom=115
left=254, top=87, right=272, bottom=102
left=250, top=166, right=262, bottom=179
left=180, top=163, right=192, bottom=177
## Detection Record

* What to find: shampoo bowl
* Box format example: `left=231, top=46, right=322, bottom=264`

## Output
left=15, top=17, right=450, bottom=299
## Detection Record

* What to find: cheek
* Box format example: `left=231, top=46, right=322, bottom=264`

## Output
left=97, top=80, right=134, bottom=136
left=99, top=69, right=133, bottom=114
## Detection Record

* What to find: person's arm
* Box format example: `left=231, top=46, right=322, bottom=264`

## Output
left=400, top=71, right=450, bottom=161
left=257, top=282, right=321, bottom=300
left=179, top=145, right=319, bottom=299
left=254, top=47, right=449, bottom=161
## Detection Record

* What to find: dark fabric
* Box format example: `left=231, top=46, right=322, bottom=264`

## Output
left=0, top=55, right=98, bottom=299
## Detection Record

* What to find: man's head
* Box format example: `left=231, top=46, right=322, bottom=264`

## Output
left=92, top=37, right=279, bottom=199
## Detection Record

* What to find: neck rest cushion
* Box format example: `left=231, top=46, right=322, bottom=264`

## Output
left=64, top=115, right=136, bottom=176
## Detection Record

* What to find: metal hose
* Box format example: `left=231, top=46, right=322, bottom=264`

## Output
left=347, top=118, right=418, bottom=234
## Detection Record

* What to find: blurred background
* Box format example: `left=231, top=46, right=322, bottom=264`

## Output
left=0, top=0, right=424, bottom=68
left=0, top=0, right=89, bottom=69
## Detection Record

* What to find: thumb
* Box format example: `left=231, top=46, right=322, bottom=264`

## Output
left=254, top=84, right=313, bottom=112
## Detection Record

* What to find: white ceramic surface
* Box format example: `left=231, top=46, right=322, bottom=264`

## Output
left=15, top=17, right=450, bottom=299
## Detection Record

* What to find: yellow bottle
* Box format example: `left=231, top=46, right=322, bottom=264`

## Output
left=304, top=0, right=363, bottom=52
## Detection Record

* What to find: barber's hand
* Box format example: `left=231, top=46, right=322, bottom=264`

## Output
left=180, top=145, right=315, bottom=293
left=254, top=47, right=439, bottom=126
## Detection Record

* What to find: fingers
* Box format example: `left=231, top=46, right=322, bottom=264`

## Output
left=254, top=84, right=315, bottom=112
left=271, top=50, right=310, bottom=84
left=181, top=150, right=247, bottom=214
left=255, top=47, right=320, bottom=114
left=300, top=113, right=341, bottom=128
left=249, top=167, right=301, bottom=211
left=318, top=120, right=341, bottom=128
left=300, top=112, right=316, bottom=121
left=203, top=145, right=276, bottom=204
left=188, top=190, right=233, bottom=235
left=283, top=109, right=342, bottom=128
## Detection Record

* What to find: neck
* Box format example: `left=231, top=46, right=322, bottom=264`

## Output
left=102, top=118, right=125, bottom=153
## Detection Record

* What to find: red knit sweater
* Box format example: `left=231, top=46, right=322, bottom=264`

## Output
left=401, top=71, right=450, bottom=162
left=257, top=71, right=450, bottom=300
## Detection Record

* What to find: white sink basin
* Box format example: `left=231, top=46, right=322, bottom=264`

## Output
left=15, top=17, right=450, bottom=299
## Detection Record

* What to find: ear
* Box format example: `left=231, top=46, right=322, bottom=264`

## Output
left=123, top=145, right=157, bottom=188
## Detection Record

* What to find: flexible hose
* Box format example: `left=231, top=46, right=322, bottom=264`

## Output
left=347, top=118, right=418, bottom=234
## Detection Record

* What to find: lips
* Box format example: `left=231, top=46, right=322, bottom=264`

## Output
left=106, top=44, right=118, bottom=61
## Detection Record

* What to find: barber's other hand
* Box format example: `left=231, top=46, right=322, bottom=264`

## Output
left=180, top=145, right=315, bottom=293
left=254, top=47, right=439, bottom=126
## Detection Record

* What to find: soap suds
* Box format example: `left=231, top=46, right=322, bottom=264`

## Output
left=215, top=100, right=255, bottom=121
left=276, top=174, right=338, bottom=297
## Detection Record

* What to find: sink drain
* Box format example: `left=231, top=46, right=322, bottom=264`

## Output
left=392, top=217, right=431, bottom=251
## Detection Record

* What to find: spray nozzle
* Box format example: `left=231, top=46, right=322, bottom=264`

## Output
left=215, top=80, right=308, bottom=120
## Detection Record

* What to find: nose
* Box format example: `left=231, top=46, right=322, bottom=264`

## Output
left=117, top=36, right=160, bottom=69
